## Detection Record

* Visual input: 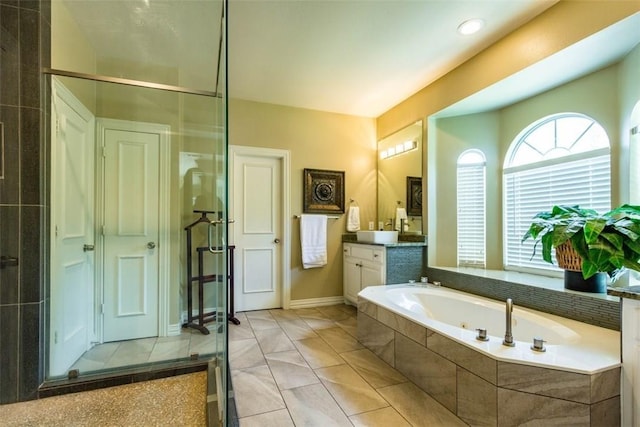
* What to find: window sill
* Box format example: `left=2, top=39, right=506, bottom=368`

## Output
left=429, top=265, right=619, bottom=303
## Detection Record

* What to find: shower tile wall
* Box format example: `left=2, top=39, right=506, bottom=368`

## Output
left=0, top=0, right=50, bottom=404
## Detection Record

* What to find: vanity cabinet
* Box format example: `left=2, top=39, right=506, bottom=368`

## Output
left=622, top=297, right=640, bottom=427
left=343, top=243, right=385, bottom=304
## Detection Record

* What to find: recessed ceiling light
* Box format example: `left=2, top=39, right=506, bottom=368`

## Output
left=457, top=18, right=485, bottom=36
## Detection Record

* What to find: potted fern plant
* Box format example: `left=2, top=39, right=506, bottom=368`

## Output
left=522, top=204, right=640, bottom=292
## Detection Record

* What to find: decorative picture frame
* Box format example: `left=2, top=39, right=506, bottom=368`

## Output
left=406, top=176, right=422, bottom=216
left=303, top=168, right=345, bottom=214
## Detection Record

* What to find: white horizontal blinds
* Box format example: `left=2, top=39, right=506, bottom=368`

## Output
left=503, top=113, right=611, bottom=273
left=457, top=152, right=486, bottom=268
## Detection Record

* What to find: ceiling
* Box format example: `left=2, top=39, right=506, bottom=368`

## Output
left=61, top=1, right=638, bottom=119
left=227, top=0, right=558, bottom=117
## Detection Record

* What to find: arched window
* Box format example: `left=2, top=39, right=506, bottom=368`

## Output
left=503, top=113, right=611, bottom=274
left=457, top=149, right=486, bottom=268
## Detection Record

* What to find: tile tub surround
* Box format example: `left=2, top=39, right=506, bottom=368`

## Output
left=357, top=297, right=621, bottom=426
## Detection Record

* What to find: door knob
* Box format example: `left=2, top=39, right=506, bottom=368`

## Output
left=83, top=244, right=95, bottom=252
left=147, top=242, right=156, bottom=249
left=274, top=238, right=281, bottom=244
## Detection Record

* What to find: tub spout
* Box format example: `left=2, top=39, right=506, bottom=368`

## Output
left=503, top=298, right=515, bottom=347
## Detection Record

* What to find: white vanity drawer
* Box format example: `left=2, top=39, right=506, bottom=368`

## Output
left=349, top=244, right=384, bottom=264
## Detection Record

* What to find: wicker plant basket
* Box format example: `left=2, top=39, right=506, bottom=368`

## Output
left=555, top=241, right=582, bottom=272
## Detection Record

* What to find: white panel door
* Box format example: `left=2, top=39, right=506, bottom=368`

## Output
left=233, top=155, right=282, bottom=311
left=50, top=79, right=95, bottom=376
left=102, top=128, right=160, bottom=342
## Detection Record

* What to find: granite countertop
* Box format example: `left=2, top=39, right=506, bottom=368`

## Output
left=341, top=233, right=428, bottom=247
left=607, top=286, right=640, bottom=300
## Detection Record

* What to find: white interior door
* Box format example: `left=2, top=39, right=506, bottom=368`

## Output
left=101, top=125, right=161, bottom=342
left=50, top=79, right=95, bottom=376
left=232, top=150, right=284, bottom=311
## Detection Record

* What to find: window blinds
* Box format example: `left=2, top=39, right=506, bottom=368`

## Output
left=504, top=153, right=611, bottom=273
left=457, top=163, right=486, bottom=267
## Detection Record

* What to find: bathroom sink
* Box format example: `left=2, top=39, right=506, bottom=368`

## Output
left=356, top=230, right=398, bottom=244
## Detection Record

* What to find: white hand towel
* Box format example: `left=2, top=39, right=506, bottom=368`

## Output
left=300, top=214, right=327, bottom=269
left=346, top=206, right=360, bottom=232
left=395, top=207, right=408, bottom=231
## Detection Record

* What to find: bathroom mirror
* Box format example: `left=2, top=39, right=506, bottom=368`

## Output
left=377, top=121, right=423, bottom=233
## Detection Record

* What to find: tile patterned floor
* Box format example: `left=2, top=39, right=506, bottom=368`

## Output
left=70, top=325, right=218, bottom=374
left=230, top=304, right=466, bottom=427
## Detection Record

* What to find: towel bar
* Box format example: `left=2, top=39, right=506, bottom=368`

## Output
left=294, top=214, right=341, bottom=219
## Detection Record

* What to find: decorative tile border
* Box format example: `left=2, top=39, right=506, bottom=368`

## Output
left=425, top=267, right=620, bottom=330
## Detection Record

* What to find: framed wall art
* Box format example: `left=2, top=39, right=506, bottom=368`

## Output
left=303, top=168, right=345, bottom=214
left=406, top=176, right=422, bottom=216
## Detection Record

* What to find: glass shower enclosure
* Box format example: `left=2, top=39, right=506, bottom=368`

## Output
left=46, top=0, right=229, bottom=423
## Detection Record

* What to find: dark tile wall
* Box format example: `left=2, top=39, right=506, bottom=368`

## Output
left=0, top=0, right=50, bottom=404
left=425, top=267, right=620, bottom=331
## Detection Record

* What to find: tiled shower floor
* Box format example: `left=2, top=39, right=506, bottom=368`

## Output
left=230, top=304, right=465, bottom=426
left=69, top=325, right=218, bottom=374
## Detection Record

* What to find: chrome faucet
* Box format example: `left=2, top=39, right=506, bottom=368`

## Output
left=502, top=298, right=515, bottom=347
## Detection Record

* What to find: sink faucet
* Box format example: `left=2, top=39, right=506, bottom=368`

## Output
left=502, top=298, right=515, bottom=347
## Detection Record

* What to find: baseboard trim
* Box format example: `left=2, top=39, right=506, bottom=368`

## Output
left=289, top=296, right=345, bottom=309
left=168, top=323, right=182, bottom=336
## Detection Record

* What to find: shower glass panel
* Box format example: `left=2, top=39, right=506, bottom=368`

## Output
left=47, top=1, right=228, bottom=419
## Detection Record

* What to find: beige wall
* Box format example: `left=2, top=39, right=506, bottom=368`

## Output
left=229, top=98, right=376, bottom=301
left=431, top=62, right=626, bottom=269
left=377, top=1, right=640, bottom=138
left=378, top=1, right=638, bottom=271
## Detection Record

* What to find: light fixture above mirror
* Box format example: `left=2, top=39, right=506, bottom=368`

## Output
left=380, top=139, right=418, bottom=160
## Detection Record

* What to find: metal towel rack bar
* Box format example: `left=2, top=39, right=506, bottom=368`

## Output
left=294, top=214, right=341, bottom=219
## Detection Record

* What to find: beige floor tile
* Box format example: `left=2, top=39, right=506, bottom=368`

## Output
left=104, top=338, right=155, bottom=368
left=315, top=364, right=389, bottom=416
left=293, top=337, right=345, bottom=369
left=244, top=310, right=276, bottom=320
left=247, top=316, right=281, bottom=331
left=300, top=313, right=338, bottom=330
left=281, top=383, right=352, bottom=427
left=188, top=332, right=217, bottom=356
left=231, top=365, right=286, bottom=418
left=377, top=382, right=466, bottom=426
left=317, top=326, right=364, bottom=353
left=229, top=321, right=256, bottom=342
left=229, top=338, right=266, bottom=370
left=349, top=407, right=412, bottom=427
left=278, top=319, right=319, bottom=341
left=341, top=348, right=407, bottom=389
left=148, top=338, right=190, bottom=362
left=269, top=308, right=300, bottom=321
left=254, top=328, right=296, bottom=354
left=335, top=315, right=358, bottom=338
left=239, top=409, right=295, bottom=427
left=265, top=350, right=320, bottom=390
left=316, top=304, right=353, bottom=321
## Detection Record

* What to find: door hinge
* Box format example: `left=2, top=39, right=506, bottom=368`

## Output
left=55, top=118, right=60, bottom=134
left=101, top=146, right=106, bottom=158
left=54, top=331, right=58, bottom=344
left=55, top=225, right=58, bottom=237
left=100, top=303, right=105, bottom=314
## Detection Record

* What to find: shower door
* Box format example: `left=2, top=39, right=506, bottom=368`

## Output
left=48, top=0, right=229, bottom=423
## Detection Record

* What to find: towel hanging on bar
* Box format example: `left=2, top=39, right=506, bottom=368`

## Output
left=300, top=214, right=327, bottom=269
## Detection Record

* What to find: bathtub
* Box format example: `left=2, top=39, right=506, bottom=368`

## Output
left=358, top=284, right=620, bottom=374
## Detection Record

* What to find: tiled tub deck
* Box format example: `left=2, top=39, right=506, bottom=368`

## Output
left=357, top=298, right=620, bottom=426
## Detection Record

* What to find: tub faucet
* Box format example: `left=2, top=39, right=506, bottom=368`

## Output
left=502, top=298, right=515, bottom=347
